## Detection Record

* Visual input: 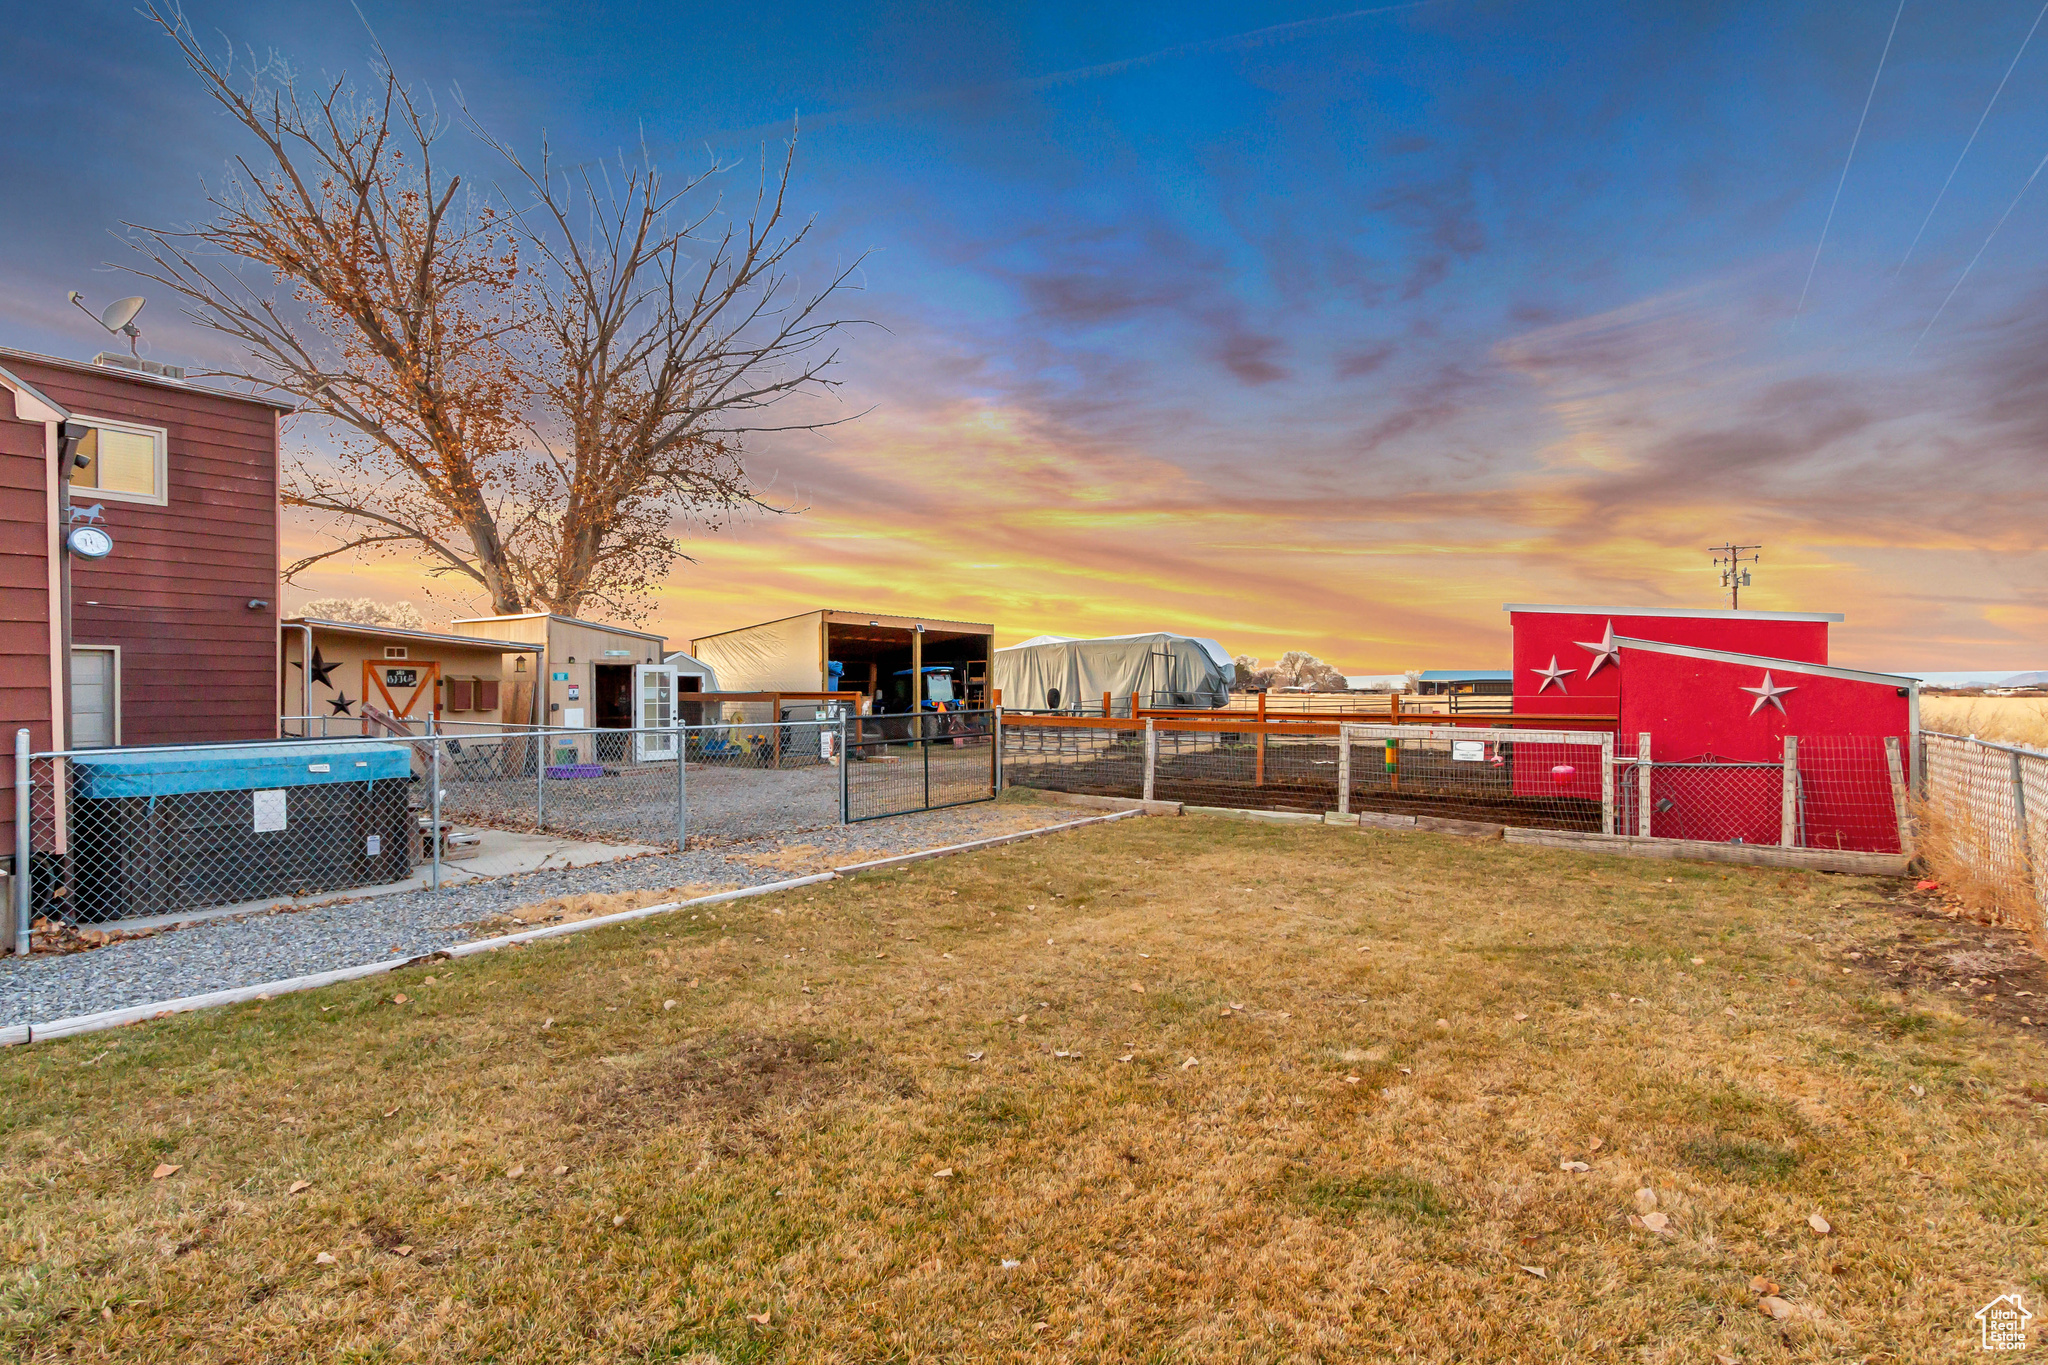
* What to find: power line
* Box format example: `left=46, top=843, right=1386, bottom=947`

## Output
left=1911, top=140, right=2048, bottom=353
left=1795, top=0, right=1907, bottom=321
left=1897, top=0, right=2048, bottom=275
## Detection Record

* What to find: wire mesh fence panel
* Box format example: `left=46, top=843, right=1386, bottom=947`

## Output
left=1919, top=732, right=2045, bottom=932
left=999, top=720, right=1147, bottom=802
left=845, top=711, right=998, bottom=822
left=1615, top=761, right=1782, bottom=842
left=684, top=720, right=845, bottom=845
left=1793, top=735, right=1910, bottom=854
left=1341, top=725, right=1612, bottom=831
left=1153, top=725, right=1339, bottom=813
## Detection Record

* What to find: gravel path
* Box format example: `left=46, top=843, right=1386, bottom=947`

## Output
left=0, top=800, right=1099, bottom=1026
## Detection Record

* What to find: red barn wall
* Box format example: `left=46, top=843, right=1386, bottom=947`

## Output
left=1617, top=643, right=1912, bottom=852
left=1509, top=607, right=1835, bottom=720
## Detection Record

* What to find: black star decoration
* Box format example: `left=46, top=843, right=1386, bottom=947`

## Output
left=327, top=691, right=355, bottom=716
left=290, top=646, right=341, bottom=688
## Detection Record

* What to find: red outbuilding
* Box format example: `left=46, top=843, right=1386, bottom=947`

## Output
left=1501, top=603, right=1918, bottom=853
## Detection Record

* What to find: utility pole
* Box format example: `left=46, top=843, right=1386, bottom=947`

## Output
left=1709, top=542, right=1761, bottom=609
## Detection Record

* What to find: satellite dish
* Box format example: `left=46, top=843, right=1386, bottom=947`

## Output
left=66, top=291, right=148, bottom=356
left=100, top=297, right=146, bottom=333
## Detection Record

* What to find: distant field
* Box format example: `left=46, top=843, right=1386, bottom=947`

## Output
left=1920, top=696, right=2048, bottom=748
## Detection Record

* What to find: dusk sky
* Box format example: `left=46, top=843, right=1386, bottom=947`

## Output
left=4, top=0, right=2045, bottom=673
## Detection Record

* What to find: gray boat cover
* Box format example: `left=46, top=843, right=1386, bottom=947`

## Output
left=994, top=632, right=1231, bottom=711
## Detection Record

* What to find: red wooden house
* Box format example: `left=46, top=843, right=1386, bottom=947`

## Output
left=1, top=348, right=288, bottom=858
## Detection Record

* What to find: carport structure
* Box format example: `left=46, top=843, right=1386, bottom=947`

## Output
left=690, top=609, right=994, bottom=716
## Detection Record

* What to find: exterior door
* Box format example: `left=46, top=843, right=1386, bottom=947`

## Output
left=634, top=664, right=678, bottom=760
left=71, top=647, right=119, bottom=748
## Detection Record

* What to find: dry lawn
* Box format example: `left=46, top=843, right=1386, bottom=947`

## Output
left=4, top=815, right=2046, bottom=1363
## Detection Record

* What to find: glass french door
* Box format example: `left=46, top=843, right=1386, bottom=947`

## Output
left=633, top=665, right=678, bottom=760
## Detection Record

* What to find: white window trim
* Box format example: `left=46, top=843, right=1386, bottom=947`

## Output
left=71, top=413, right=169, bottom=507
left=71, top=644, right=122, bottom=748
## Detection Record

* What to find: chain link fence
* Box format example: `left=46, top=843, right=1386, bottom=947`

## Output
left=1919, top=732, right=2046, bottom=938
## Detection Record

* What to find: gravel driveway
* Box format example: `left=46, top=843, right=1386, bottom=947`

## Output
left=1, top=799, right=1100, bottom=1026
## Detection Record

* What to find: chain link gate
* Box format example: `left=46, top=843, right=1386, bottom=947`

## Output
left=841, top=709, right=1000, bottom=822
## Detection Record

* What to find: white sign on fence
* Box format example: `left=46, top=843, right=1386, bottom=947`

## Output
left=1451, top=740, right=1486, bottom=762
left=252, top=788, right=288, bottom=833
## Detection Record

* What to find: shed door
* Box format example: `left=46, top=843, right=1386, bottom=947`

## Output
left=634, top=665, right=678, bottom=761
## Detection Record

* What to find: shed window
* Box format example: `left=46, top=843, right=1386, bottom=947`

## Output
left=66, top=418, right=166, bottom=505
left=384, top=646, right=408, bottom=659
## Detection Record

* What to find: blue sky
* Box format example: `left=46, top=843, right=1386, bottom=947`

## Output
left=3, top=0, right=2044, bottom=671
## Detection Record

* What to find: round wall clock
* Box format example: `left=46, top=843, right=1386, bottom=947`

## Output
left=66, top=525, right=114, bottom=559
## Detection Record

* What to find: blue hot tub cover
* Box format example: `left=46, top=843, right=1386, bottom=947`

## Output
left=71, top=742, right=413, bottom=798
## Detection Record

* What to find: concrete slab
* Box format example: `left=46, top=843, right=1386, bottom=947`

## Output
left=98, top=827, right=663, bottom=933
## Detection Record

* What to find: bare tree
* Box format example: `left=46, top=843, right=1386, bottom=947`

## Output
left=128, top=4, right=863, bottom=621
left=475, top=125, right=867, bottom=619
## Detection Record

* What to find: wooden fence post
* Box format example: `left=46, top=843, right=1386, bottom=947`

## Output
left=1636, top=731, right=1653, bottom=838
left=1255, top=691, right=1267, bottom=787
left=1779, top=735, right=1799, bottom=848
left=1143, top=719, right=1157, bottom=803
left=1337, top=725, right=1351, bottom=815
left=1599, top=731, right=1615, bottom=835
left=1883, top=735, right=1912, bottom=856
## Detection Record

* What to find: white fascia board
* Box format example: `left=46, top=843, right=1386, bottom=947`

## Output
left=1503, top=603, right=1844, bottom=623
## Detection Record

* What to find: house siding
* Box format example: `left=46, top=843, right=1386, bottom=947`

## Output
left=1, top=355, right=282, bottom=748
left=0, top=386, right=53, bottom=856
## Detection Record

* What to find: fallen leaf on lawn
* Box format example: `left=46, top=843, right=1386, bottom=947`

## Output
left=1032, top=1321, right=1050, bottom=1334
left=966, top=1051, right=984, bottom=1062
left=1345, top=1075, right=1361, bottom=1085
left=1117, top=1054, right=1134, bottom=1063
left=1714, top=1354, right=1739, bottom=1365
left=505, top=1164, right=525, bottom=1179
left=382, top=1106, right=401, bottom=1118
left=1691, top=957, right=1706, bottom=965
left=288, top=1180, right=310, bottom=1194
left=1915, top=879, right=1939, bottom=892
left=1129, top=983, right=1145, bottom=994
left=151, top=1163, right=181, bottom=1180
left=746, top=1311, right=771, bottom=1326
left=315, top=1251, right=336, bottom=1265
left=1435, top=1018, right=1450, bottom=1029
left=612, top=1215, right=626, bottom=1227
left=686, top=978, right=698, bottom=988
left=1633, top=1188, right=1657, bottom=1214
left=1640, top=1211, right=1672, bottom=1236
left=541, top=1018, right=554, bottom=1031
left=1181, top=1056, right=1200, bottom=1069
left=1723, top=1007, right=1739, bottom=1017
left=1218, top=1005, right=1233, bottom=1017
left=553, top=1165, right=569, bottom=1177
left=1559, top=1160, right=1590, bottom=1173
left=1749, top=1275, right=1780, bottom=1296
left=1001, top=1258, right=1022, bottom=1269
left=1513, top=1011, right=1530, bottom=1021
left=1519, top=1265, right=1547, bottom=1279
left=394, top=1245, right=413, bottom=1257
left=1012, top=1014, right=1029, bottom=1024
left=663, top=999, right=676, bottom=1010
left=933, top=1167, right=955, bottom=1179
left=1759, top=1296, right=1823, bottom=1323
left=391, top=994, right=409, bottom=1004
left=1807, top=1212, right=1831, bottom=1236
left=1588, top=1136, right=1603, bottom=1152
left=1908, top=1084, right=1925, bottom=1098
